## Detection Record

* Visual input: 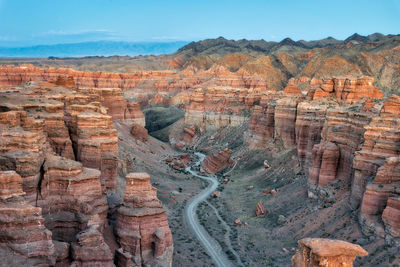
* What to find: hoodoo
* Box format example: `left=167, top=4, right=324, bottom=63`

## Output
left=115, top=172, right=173, bottom=267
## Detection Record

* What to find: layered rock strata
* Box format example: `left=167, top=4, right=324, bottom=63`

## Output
left=360, top=156, right=400, bottom=240
left=184, top=86, right=268, bottom=132
left=71, top=224, right=115, bottom=267
left=310, top=76, right=384, bottom=102
left=80, top=87, right=145, bottom=126
left=295, top=102, right=327, bottom=171
left=308, top=104, right=374, bottom=188
left=115, top=173, right=173, bottom=267
left=274, top=97, right=302, bottom=149
left=247, top=103, right=275, bottom=149
left=68, top=106, right=118, bottom=192
left=351, top=95, right=400, bottom=209
left=37, top=155, right=108, bottom=242
left=0, top=81, right=175, bottom=265
left=292, top=238, right=368, bottom=267
left=0, top=109, right=49, bottom=201
left=0, top=171, right=56, bottom=266
left=201, top=148, right=233, bottom=174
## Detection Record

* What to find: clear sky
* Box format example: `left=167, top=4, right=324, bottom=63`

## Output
left=0, top=0, right=399, bottom=46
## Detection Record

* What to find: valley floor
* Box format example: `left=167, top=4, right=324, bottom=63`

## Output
left=116, top=121, right=399, bottom=266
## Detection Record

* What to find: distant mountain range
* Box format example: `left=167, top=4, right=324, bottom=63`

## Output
left=0, top=41, right=189, bottom=57
left=0, top=33, right=398, bottom=58
left=176, top=33, right=399, bottom=56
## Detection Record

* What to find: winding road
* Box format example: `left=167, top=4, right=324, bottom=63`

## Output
left=184, top=152, right=238, bottom=267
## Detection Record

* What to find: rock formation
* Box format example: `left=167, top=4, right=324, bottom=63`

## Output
left=255, top=201, right=266, bottom=217
left=184, top=86, right=267, bottom=132
left=351, top=95, right=400, bottom=209
left=295, top=102, right=327, bottom=171
left=115, top=173, right=173, bottom=267
left=71, top=224, right=115, bottom=266
left=0, top=48, right=399, bottom=264
left=0, top=171, right=56, bottom=266
left=37, top=155, right=108, bottom=242
left=201, top=148, right=233, bottom=174
left=182, top=125, right=197, bottom=144
left=308, top=104, right=374, bottom=189
left=274, top=97, right=301, bottom=149
left=360, top=156, right=400, bottom=241
left=81, top=87, right=145, bottom=126
left=292, top=238, right=368, bottom=267
left=309, top=142, right=340, bottom=187
left=0, top=79, right=174, bottom=265
left=310, top=76, right=384, bottom=102
left=67, top=104, right=118, bottom=192
left=247, top=103, right=275, bottom=149
left=0, top=109, right=49, bottom=201
left=131, top=123, right=149, bottom=142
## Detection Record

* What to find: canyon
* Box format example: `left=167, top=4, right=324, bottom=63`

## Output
left=0, top=33, right=399, bottom=266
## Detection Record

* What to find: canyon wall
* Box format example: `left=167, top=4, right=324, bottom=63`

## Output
left=243, top=77, right=399, bottom=243
left=0, top=80, right=173, bottom=266
left=0, top=63, right=399, bottom=262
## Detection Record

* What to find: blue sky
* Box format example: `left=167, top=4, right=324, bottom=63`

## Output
left=0, top=0, right=399, bottom=46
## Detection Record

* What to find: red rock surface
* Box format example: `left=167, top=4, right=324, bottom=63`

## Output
left=292, top=238, right=368, bottom=267
left=130, top=123, right=149, bottom=142
left=0, top=80, right=174, bottom=265
left=382, top=196, right=400, bottom=238
left=71, top=224, right=114, bottom=267
left=312, top=76, right=383, bottom=102
left=82, top=87, right=145, bottom=126
left=0, top=66, right=144, bottom=89
left=255, top=201, right=266, bottom=217
left=115, top=173, right=173, bottom=267
left=182, top=125, right=197, bottom=144
left=247, top=103, right=275, bottom=149
left=0, top=171, right=56, bottom=266
left=0, top=109, right=49, bottom=201
left=295, top=102, right=327, bottom=171
left=184, top=86, right=268, bottom=132
left=309, top=142, right=340, bottom=187
left=201, top=148, right=233, bottom=174
left=274, top=97, right=301, bottom=149
left=283, top=78, right=303, bottom=96
left=308, top=104, right=374, bottom=189
left=68, top=105, right=118, bottom=192
left=351, top=95, right=400, bottom=209
left=37, top=155, right=108, bottom=242
left=360, top=156, right=400, bottom=239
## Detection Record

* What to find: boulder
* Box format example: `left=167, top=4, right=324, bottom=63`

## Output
left=292, top=238, right=368, bottom=267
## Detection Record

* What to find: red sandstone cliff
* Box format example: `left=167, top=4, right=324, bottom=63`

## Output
left=115, top=173, right=173, bottom=267
left=201, top=149, right=233, bottom=174
left=0, top=171, right=56, bottom=266
left=0, top=80, right=173, bottom=265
